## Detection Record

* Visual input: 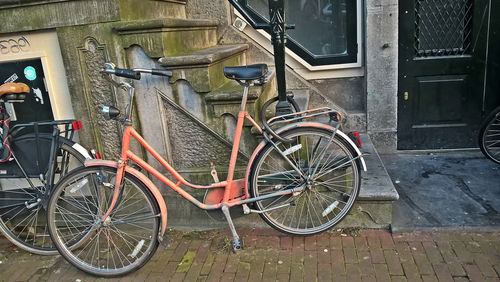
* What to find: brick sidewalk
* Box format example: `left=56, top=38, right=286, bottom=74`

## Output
left=0, top=228, right=499, bottom=281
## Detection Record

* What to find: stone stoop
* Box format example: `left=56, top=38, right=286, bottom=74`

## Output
left=343, top=133, right=399, bottom=229
left=115, top=18, right=219, bottom=59
left=159, top=44, right=249, bottom=93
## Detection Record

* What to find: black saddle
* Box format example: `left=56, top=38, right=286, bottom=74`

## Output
left=223, top=64, right=268, bottom=81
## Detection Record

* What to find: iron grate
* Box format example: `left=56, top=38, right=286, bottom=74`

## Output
left=414, top=0, right=474, bottom=57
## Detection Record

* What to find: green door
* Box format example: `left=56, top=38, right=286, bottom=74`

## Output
left=398, top=0, right=490, bottom=149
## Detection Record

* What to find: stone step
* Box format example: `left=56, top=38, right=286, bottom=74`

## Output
left=159, top=44, right=249, bottom=92
left=115, top=18, right=219, bottom=58
left=118, top=0, right=187, bottom=21
left=349, top=133, right=399, bottom=228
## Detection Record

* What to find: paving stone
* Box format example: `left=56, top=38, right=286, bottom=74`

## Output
left=422, top=241, right=444, bottom=264
left=354, top=236, right=369, bottom=250
left=432, top=263, right=454, bottom=282
left=317, top=263, right=332, bottom=281
left=474, top=252, right=498, bottom=278
left=342, top=236, right=355, bottom=249
left=344, top=247, right=358, bottom=264
left=421, top=274, right=438, bottom=282
left=383, top=249, right=404, bottom=276
left=369, top=247, right=386, bottom=264
left=305, top=236, right=317, bottom=251
left=316, top=233, right=330, bottom=249
left=357, top=250, right=374, bottom=277
left=366, top=235, right=381, bottom=249
left=281, top=236, right=292, bottom=250
left=402, top=261, right=422, bottom=281
left=277, top=250, right=291, bottom=274
left=345, top=263, right=362, bottom=281
left=303, top=251, right=318, bottom=280
left=330, top=236, right=342, bottom=250
left=378, top=231, right=395, bottom=249
left=391, top=276, right=408, bottom=282
left=289, top=262, right=304, bottom=282
left=464, top=264, right=485, bottom=282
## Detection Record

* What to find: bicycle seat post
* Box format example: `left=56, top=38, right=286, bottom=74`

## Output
left=239, top=82, right=249, bottom=113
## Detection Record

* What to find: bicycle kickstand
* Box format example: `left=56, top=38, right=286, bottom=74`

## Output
left=221, top=205, right=243, bottom=252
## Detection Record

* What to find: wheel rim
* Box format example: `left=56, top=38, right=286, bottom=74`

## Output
left=252, top=128, right=360, bottom=235
left=49, top=168, right=159, bottom=275
left=482, top=113, right=500, bottom=163
left=0, top=143, right=84, bottom=253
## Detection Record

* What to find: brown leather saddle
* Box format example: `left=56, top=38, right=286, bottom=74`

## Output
left=0, top=83, right=30, bottom=101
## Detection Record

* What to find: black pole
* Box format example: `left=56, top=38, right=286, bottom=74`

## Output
left=268, top=0, right=292, bottom=116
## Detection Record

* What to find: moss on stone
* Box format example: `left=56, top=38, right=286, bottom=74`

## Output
left=176, top=251, right=196, bottom=273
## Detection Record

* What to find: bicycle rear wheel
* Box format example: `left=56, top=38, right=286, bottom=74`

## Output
left=47, top=166, right=160, bottom=277
left=250, top=126, right=361, bottom=235
left=479, top=106, right=500, bottom=164
left=0, top=138, right=86, bottom=255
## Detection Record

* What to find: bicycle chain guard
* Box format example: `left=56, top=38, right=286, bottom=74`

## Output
left=203, top=179, right=246, bottom=221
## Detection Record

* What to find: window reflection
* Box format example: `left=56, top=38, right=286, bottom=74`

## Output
left=247, top=0, right=348, bottom=56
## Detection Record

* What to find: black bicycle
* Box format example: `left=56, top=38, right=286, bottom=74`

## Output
left=479, top=105, right=500, bottom=164
left=0, top=83, right=92, bottom=255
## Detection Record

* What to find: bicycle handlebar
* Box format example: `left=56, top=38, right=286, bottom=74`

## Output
left=100, top=63, right=172, bottom=81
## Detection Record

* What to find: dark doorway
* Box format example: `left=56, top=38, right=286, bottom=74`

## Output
left=398, top=0, right=490, bottom=149
left=0, top=58, right=54, bottom=123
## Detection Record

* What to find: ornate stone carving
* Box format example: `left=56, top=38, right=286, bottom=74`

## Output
left=77, top=37, right=121, bottom=159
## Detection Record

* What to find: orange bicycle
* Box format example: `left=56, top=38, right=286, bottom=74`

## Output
left=46, top=62, right=366, bottom=277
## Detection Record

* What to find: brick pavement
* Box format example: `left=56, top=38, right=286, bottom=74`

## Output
left=0, top=228, right=499, bottom=281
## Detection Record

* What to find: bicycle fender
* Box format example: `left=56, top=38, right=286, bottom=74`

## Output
left=84, top=159, right=168, bottom=237
left=245, top=122, right=367, bottom=194
left=71, top=143, right=92, bottom=159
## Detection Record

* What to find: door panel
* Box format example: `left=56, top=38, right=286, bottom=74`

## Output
left=398, top=0, right=489, bottom=149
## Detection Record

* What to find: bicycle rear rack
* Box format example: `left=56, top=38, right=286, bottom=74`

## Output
left=267, top=107, right=342, bottom=128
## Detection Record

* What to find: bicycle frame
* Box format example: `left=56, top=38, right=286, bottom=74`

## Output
left=95, top=84, right=309, bottom=232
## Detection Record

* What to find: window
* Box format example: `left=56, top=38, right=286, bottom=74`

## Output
left=235, top=0, right=358, bottom=66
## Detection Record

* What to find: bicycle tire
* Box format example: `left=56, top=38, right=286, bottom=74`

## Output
left=47, top=165, right=160, bottom=277
left=479, top=105, right=500, bottom=164
left=249, top=126, right=361, bottom=235
left=0, top=137, right=86, bottom=255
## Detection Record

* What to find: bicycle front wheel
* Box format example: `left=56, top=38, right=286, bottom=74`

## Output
left=47, top=166, right=160, bottom=277
left=479, top=106, right=500, bottom=164
left=250, top=126, right=361, bottom=235
left=0, top=139, right=86, bottom=255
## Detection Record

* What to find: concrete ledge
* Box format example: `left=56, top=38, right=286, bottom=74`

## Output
left=159, top=44, right=249, bottom=67
left=358, top=133, right=399, bottom=201
left=114, top=18, right=218, bottom=32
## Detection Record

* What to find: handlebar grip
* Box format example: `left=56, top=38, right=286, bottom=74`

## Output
left=113, top=68, right=141, bottom=80
left=150, top=69, right=173, bottom=77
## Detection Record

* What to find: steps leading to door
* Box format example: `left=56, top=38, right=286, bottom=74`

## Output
left=115, top=18, right=219, bottom=58
left=159, top=44, right=249, bottom=93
